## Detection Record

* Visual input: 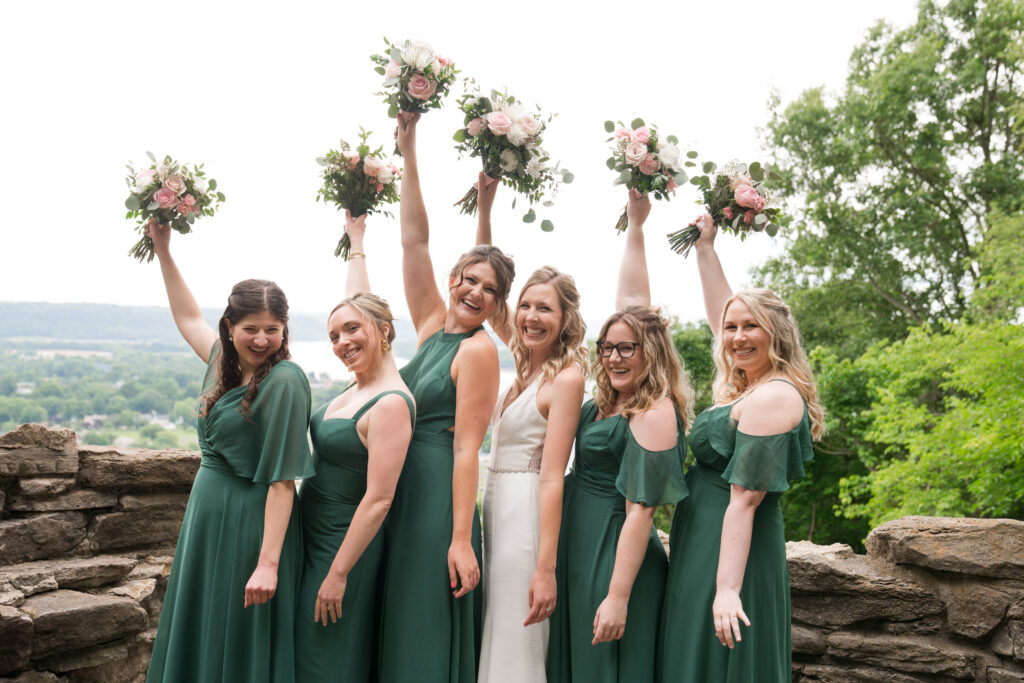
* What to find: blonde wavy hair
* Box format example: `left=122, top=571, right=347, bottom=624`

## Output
left=328, top=292, right=396, bottom=347
left=712, top=288, right=825, bottom=440
left=593, top=305, right=695, bottom=426
left=509, top=266, right=589, bottom=395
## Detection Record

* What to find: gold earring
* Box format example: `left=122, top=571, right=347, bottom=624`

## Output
left=381, top=339, right=391, bottom=353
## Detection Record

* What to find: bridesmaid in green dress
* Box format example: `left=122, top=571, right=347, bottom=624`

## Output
left=144, top=221, right=315, bottom=683
left=548, top=191, right=694, bottom=683
left=376, top=112, right=516, bottom=682
left=657, top=213, right=825, bottom=682
left=294, top=212, right=415, bottom=682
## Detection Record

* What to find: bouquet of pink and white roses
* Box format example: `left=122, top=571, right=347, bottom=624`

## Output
left=316, top=129, right=401, bottom=260
left=371, top=38, right=457, bottom=129
left=605, top=118, right=690, bottom=232
left=667, top=160, right=786, bottom=257
left=453, top=86, right=572, bottom=231
left=124, top=153, right=224, bottom=263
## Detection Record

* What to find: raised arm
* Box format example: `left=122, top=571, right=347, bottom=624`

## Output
left=396, top=112, right=446, bottom=342
left=145, top=220, right=217, bottom=362
left=693, top=214, right=732, bottom=337
left=523, top=366, right=585, bottom=626
left=344, top=211, right=371, bottom=297
left=615, top=190, right=653, bottom=310
left=313, top=395, right=412, bottom=625
left=449, top=334, right=500, bottom=598
left=471, top=173, right=513, bottom=345
left=592, top=398, right=677, bottom=644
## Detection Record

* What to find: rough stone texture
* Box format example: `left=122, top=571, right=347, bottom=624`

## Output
left=0, top=606, right=32, bottom=675
left=989, top=667, right=1024, bottom=682
left=942, top=581, right=1023, bottom=640
left=1009, top=620, right=1024, bottom=660
left=88, top=510, right=185, bottom=552
left=1, top=557, right=137, bottom=594
left=39, top=641, right=129, bottom=673
left=794, top=664, right=930, bottom=682
left=0, top=426, right=77, bottom=477
left=78, top=447, right=199, bottom=489
left=788, top=541, right=944, bottom=626
left=792, top=623, right=827, bottom=654
left=0, top=582, right=24, bottom=607
left=19, top=590, right=147, bottom=660
left=0, top=513, right=87, bottom=565
left=119, top=493, right=189, bottom=511
left=15, top=478, right=75, bottom=497
left=825, top=632, right=983, bottom=678
left=867, top=516, right=1024, bottom=580
left=61, top=632, right=154, bottom=683
left=7, top=490, right=117, bottom=513
left=0, top=672, right=61, bottom=683
left=109, top=579, right=157, bottom=615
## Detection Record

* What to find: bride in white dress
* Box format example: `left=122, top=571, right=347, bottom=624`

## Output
left=474, top=176, right=588, bottom=682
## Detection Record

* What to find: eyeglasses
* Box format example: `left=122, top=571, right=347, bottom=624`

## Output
left=596, top=341, right=639, bottom=359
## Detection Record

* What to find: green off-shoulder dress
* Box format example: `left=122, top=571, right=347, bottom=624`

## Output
left=294, top=389, right=415, bottom=683
left=148, top=343, right=315, bottom=683
left=548, top=400, right=688, bottom=683
left=377, top=327, right=484, bottom=683
left=658, top=381, right=813, bottom=682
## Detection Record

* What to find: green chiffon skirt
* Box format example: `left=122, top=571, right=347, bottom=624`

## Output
left=147, top=462, right=303, bottom=683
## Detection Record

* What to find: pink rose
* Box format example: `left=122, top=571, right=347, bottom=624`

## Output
left=638, top=153, right=661, bottom=176
left=134, top=169, right=156, bottom=189
left=178, top=194, right=197, bottom=216
left=520, top=115, right=542, bottom=137
left=632, top=126, right=651, bottom=143
left=384, top=60, right=401, bottom=79
left=624, top=140, right=648, bottom=166
left=362, top=156, right=386, bottom=177
left=376, top=182, right=384, bottom=193
left=343, top=151, right=360, bottom=169
left=666, top=177, right=677, bottom=193
left=407, top=75, right=437, bottom=100
left=152, top=187, right=179, bottom=209
left=614, top=127, right=631, bottom=141
left=162, top=174, right=187, bottom=196
left=723, top=206, right=734, bottom=220
left=729, top=173, right=753, bottom=190
left=467, top=117, right=487, bottom=137
left=734, top=184, right=766, bottom=211
left=431, top=57, right=443, bottom=74
left=486, top=111, right=513, bottom=135
left=744, top=210, right=755, bottom=225
left=437, top=55, right=451, bottom=66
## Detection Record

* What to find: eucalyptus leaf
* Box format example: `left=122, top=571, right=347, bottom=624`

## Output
left=453, top=129, right=467, bottom=142
left=702, top=161, right=717, bottom=174
left=604, top=120, right=614, bottom=133
left=374, top=66, right=385, bottom=75
left=561, top=170, right=574, bottom=183
left=125, top=196, right=140, bottom=210
left=667, top=135, right=678, bottom=144
left=541, top=219, right=554, bottom=232
left=686, top=150, right=698, bottom=159
left=388, top=103, right=398, bottom=119
left=208, top=179, right=217, bottom=191
left=146, top=151, right=156, bottom=163
left=523, top=208, right=536, bottom=223
left=543, top=200, right=554, bottom=207
left=765, top=222, right=779, bottom=236
left=606, top=157, right=616, bottom=170
left=147, top=202, right=159, bottom=210
left=673, top=171, right=688, bottom=185
left=754, top=212, right=767, bottom=224
left=630, top=117, right=645, bottom=130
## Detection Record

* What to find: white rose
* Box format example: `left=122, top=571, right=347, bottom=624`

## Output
left=376, top=167, right=394, bottom=184
left=401, top=40, right=434, bottom=71
left=657, top=143, right=683, bottom=172
left=194, top=177, right=209, bottom=195
left=520, top=115, right=542, bottom=138
left=502, top=102, right=526, bottom=122
left=499, top=148, right=519, bottom=173
left=526, top=157, right=546, bottom=180
left=506, top=123, right=528, bottom=147
left=384, top=60, right=401, bottom=80
left=362, top=156, right=387, bottom=177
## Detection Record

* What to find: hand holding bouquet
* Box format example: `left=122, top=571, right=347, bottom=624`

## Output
left=371, top=37, right=458, bottom=154
left=453, top=85, right=572, bottom=231
left=124, top=153, right=224, bottom=262
left=605, top=119, right=689, bottom=232
left=667, top=160, right=785, bottom=257
left=316, top=129, right=401, bottom=260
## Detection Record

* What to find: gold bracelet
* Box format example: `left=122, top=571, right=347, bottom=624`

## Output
left=348, top=252, right=366, bottom=260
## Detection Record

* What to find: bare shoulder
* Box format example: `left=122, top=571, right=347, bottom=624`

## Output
left=459, top=329, right=499, bottom=362
left=628, top=396, right=679, bottom=451
left=370, top=392, right=415, bottom=424
left=551, top=365, right=586, bottom=394
left=739, top=379, right=804, bottom=436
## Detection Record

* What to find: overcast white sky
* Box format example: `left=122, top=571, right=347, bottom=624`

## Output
left=1, top=0, right=918, bottom=329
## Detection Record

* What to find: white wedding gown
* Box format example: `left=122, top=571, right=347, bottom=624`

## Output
left=479, top=378, right=548, bottom=683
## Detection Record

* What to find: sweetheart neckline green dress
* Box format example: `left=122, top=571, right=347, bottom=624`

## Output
left=147, top=343, right=315, bottom=683
left=377, top=327, right=484, bottom=683
left=658, top=382, right=813, bottom=682
left=294, top=389, right=414, bottom=683
left=547, top=399, right=688, bottom=683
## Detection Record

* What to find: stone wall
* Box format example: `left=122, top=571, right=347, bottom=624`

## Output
left=1, top=424, right=1022, bottom=681
left=0, top=424, right=197, bottom=683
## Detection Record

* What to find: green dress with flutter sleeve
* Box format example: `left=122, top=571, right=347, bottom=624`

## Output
left=147, top=342, right=315, bottom=683
left=547, top=399, right=688, bottom=683
left=294, top=390, right=415, bottom=683
left=657, top=380, right=813, bottom=682
left=377, top=327, right=485, bottom=683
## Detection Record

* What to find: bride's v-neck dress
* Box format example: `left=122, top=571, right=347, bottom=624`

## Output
left=479, top=378, right=548, bottom=683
